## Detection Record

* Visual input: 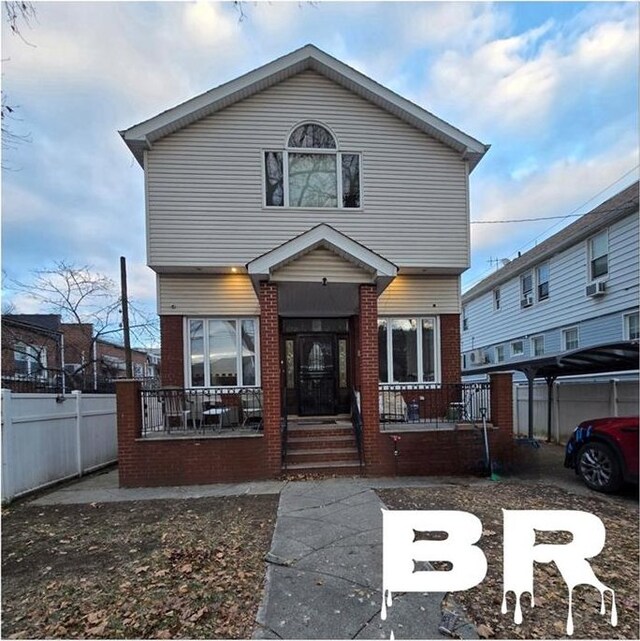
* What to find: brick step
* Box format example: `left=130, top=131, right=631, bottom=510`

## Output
left=287, top=426, right=353, bottom=439
left=285, top=448, right=359, bottom=464
left=287, top=435, right=355, bottom=450
left=283, top=460, right=363, bottom=475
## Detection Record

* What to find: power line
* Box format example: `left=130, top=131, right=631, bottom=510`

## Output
left=471, top=204, right=636, bottom=224
left=463, top=168, right=639, bottom=291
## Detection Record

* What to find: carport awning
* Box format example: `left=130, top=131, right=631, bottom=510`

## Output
left=463, top=341, right=639, bottom=380
left=463, top=340, right=639, bottom=441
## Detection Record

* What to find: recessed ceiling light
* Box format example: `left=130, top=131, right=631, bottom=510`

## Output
left=231, top=267, right=238, bottom=273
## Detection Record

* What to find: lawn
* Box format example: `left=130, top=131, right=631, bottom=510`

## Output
left=2, top=495, right=278, bottom=639
left=378, top=481, right=639, bottom=640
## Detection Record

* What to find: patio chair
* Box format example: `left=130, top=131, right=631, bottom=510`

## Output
left=162, top=388, right=195, bottom=432
left=379, top=391, right=407, bottom=422
left=241, top=389, right=263, bottom=429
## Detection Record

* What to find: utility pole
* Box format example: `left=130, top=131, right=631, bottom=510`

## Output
left=120, top=256, right=133, bottom=378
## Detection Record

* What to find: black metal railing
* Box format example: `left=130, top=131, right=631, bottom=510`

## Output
left=350, top=389, right=364, bottom=465
left=140, top=387, right=263, bottom=437
left=281, top=388, right=288, bottom=468
left=379, top=382, right=491, bottom=430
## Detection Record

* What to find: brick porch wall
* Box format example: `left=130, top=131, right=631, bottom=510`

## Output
left=117, top=380, right=269, bottom=487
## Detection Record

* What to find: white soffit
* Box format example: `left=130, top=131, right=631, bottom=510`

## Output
left=120, top=44, right=489, bottom=170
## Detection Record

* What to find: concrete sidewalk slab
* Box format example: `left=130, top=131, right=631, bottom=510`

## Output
left=254, top=479, right=477, bottom=640
left=29, top=469, right=287, bottom=505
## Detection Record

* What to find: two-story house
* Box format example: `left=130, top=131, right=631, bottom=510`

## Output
left=117, top=45, right=515, bottom=487
left=461, top=183, right=639, bottom=439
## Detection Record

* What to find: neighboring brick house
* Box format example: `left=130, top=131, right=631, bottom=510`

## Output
left=2, top=315, right=63, bottom=390
left=2, top=314, right=158, bottom=391
left=117, top=44, right=514, bottom=487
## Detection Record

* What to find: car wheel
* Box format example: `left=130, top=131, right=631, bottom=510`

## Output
left=577, top=442, right=622, bottom=493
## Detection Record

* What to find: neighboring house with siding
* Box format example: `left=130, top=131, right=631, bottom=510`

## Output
left=461, top=182, right=639, bottom=379
left=117, top=44, right=516, bottom=488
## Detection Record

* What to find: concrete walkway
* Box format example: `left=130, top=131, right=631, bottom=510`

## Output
left=254, top=478, right=477, bottom=640
left=29, top=469, right=286, bottom=505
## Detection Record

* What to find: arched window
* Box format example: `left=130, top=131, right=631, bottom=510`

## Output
left=288, top=123, right=336, bottom=149
left=264, top=122, right=361, bottom=209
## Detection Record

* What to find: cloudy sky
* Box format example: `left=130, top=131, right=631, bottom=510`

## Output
left=2, top=1, right=638, bottom=343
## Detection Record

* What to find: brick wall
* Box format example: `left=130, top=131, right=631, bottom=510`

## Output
left=160, top=316, right=184, bottom=386
left=117, top=380, right=269, bottom=487
left=259, top=282, right=281, bottom=475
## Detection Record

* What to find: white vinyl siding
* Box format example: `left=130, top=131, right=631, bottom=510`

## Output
left=158, top=274, right=259, bottom=316
left=146, top=71, right=468, bottom=271
left=271, top=247, right=374, bottom=283
left=378, top=275, right=461, bottom=315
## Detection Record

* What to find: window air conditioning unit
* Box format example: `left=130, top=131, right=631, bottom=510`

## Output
left=520, top=295, right=533, bottom=308
left=585, top=281, right=606, bottom=297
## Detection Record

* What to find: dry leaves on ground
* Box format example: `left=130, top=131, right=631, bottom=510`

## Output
left=378, top=481, right=639, bottom=640
left=2, top=494, right=277, bottom=639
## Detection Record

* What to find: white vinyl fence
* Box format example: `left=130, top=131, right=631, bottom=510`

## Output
left=514, top=378, right=639, bottom=444
left=1, top=390, right=117, bottom=503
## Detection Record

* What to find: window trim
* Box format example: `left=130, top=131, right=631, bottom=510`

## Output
left=535, top=262, right=550, bottom=302
left=531, top=334, right=545, bottom=357
left=261, top=121, right=363, bottom=210
left=14, top=342, right=47, bottom=377
left=184, top=317, right=261, bottom=388
left=510, top=340, right=524, bottom=357
left=493, top=287, right=501, bottom=311
left=378, top=316, right=441, bottom=385
left=562, top=326, right=579, bottom=352
left=623, top=311, right=639, bottom=341
left=587, top=229, right=609, bottom=282
left=520, top=270, right=533, bottom=298
left=495, top=345, right=505, bottom=363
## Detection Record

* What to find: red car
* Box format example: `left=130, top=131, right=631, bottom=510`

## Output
left=564, top=416, right=639, bottom=492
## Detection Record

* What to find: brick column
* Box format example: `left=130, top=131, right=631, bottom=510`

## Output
left=116, top=379, right=142, bottom=487
left=359, top=285, right=386, bottom=473
left=259, top=282, right=281, bottom=476
left=490, top=372, right=514, bottom=432
left=160, top=315, right=184, bottom=387
left=440, top=314, right=461, bottom=384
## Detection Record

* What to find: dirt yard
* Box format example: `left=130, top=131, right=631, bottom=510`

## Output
left=2, top=495, right=278, bottom=639
left=378, top=480, right=639, bottom=640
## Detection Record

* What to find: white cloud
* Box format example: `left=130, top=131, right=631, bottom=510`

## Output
left=428, top=6, right=638, bottom=135
left=470, top=139, right=639, bottom=254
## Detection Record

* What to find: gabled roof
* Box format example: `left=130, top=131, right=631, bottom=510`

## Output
left=462, top=182, right=639, bottom=302
left=120, top=44, right=489, bottom=170
left=246, top=223, right=397, bottom=292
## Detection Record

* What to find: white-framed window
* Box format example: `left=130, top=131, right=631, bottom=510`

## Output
left=462, top=306, right=468, bottom=330
left=187, top=318, right=259, bottom=387
left=531, top=335, right=545, bottom=357
left=521, top=271, right=533, bottom=298
left=14, top=342, right=47, bottom=377
left=624, top=311, right=639, bottom=340
left=493, top=288, right=501, bottom=311
left=510, top=340, right=524, bottom=357
left=562, top=327, right=579, bottom=351
left=536, top=263, right=550, bottom=301
left=495, top=345, right=505, bottom=363
left=378, top=317, right=440, bottom=384
left=264, top=122, right=361, bottom=209
left=588, top=230, right=608, bottom=280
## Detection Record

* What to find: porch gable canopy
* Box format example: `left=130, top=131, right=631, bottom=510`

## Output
left=246, top=223, right=398, bottom=294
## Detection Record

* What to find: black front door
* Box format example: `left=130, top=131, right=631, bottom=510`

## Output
left=298, top=334, right=336, bottom=416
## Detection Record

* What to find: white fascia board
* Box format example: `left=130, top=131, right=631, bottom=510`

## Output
left=120, top=44, right=488, bottom=169
left=247, top=224, right=398, bottom=278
